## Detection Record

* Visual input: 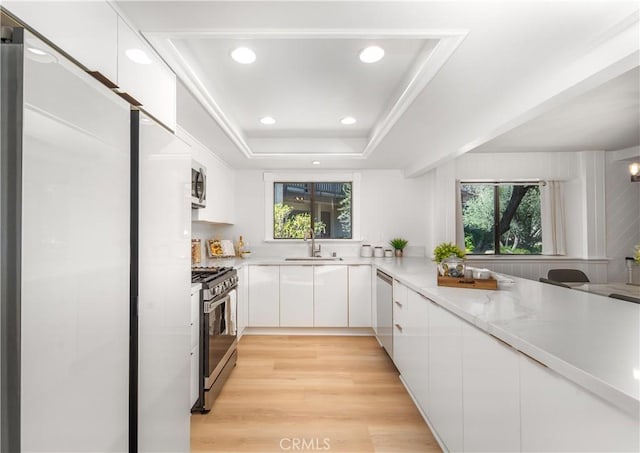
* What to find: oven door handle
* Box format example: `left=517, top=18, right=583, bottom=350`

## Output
left=204, top=295, right=229, bottom=314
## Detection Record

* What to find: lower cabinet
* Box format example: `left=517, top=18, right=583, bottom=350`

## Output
left=189, top=285, right=200, bottom=407
left=348, top=265, right=372, bottom=327
left=314, top=266, right=348, bottom=327
left=280, top=266, right=314, bottom=327
left=394, top=285, right=429, bottom=415
left=248, top=266, right=279, bottom=327
left=520, top=353, right=639, bottom=453
left=237, top=266, right=249, bottom=337
left=428, top=299, right=463, bottom=453
left=462, top=322, right=520, bottom=452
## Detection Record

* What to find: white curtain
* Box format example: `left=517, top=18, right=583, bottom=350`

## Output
left=541, top=181, right=566, bottom=255
left=455, top=180, right=465, bottom=251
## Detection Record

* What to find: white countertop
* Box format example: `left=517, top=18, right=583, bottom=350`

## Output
left=232, top=256, right=640, bottom=414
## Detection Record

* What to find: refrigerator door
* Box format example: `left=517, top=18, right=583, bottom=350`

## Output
left=136, top=111, right=191, bottom=453
left=20, top=32, right=130, bottom=452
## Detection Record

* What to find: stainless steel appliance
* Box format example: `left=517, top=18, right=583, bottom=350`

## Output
left=191, top=266, right=238, bottom=412
left=191, top=160, right=207, bottom=208
left=376, top=270, right=393, bottom=358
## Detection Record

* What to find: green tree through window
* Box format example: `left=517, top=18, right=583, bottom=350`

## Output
left=273, top=182, right=352, bottom=239
left=461, top=182, right=542, bottom=255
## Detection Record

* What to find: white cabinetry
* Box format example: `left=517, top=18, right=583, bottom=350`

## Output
left=428, top=301, right=463, bottom=453
left=348, top=265, right=371, bottom=327
left=314, top=266, right=348, bottom=327
left=4, top=1, right=119, bottom=83
left=189, top=285, right=201, bottom=408
left=188, top=134, right=235, bottom=224
left=462, top=323, right=520, bottom=452
left=403, top=290, right=429, bottom=414
left=117, top=17, right=176, bottom=130
left=237, top=266, right=249, bottom=337
left=393, top=283, right=429, bottom=415
left=280, top=266, right=314, bottom=327
left=520, top=353, right=639, bottom=453
left=248, top=266, right=279, bottom=327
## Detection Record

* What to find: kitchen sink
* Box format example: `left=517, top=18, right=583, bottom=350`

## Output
left=284, top=257, right=343, bottom=261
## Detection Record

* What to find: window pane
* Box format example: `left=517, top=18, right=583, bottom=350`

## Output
left=498, top=185, right=541, bottom=254
left=461, top=184, right=495, bottom=254
left=273, top=182, right=312, bottom=239
left=313, top=182, right=352, bottom=239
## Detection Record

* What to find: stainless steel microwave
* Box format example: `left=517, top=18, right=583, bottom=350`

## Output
left=191, top=160, right=206, bottom=209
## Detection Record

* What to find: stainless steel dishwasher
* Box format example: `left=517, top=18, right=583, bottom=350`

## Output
left=376, top=270, right=393, bottom=358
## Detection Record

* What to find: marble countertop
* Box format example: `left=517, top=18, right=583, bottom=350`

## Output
left=232, top=256, right=639, bottom=415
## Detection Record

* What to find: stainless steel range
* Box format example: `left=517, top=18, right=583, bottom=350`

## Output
left=191, top=266, right=238, bottom=412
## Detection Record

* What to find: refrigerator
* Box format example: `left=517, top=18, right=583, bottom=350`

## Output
left=1, top=25, right=191, bottom=452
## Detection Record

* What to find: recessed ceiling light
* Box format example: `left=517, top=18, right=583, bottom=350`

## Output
left=359, top=46, right=385, bottom=63
left=312, top=161, right=321, bottom=165
left=125, top=48, right=152, bottom=65
left=231, top=47, right=256, bottom=64
left=27, top=47, right=48, bottom=56
left=260, top=116, right=276, bottom=125
left=341, top=116, right=357, bottom=125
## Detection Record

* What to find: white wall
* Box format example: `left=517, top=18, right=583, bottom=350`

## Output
left=605, top=156, right=640, bottom=283
left=225, top=169, right=428, bottom=258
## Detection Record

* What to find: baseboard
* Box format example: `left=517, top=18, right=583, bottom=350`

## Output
left=242, top=327, right=375, bottom=336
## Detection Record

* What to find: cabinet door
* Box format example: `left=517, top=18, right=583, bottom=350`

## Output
left=190, top=287, right=200, bottom=350
left=314, top=266, right=348, bottom=327
left=462, top=323, right=520, bottom=452
left=190, top=346, right=199, bottom=407
left=392, top=281, right=410, bottom=374
left=404, top=290, right=429, bottom=414
left=248, top=266, right=280, bottom=327
left=190, top=138, right=235, bottom=225
left=280, top=266, right=314, bottom=327
left=4, top=1, right=118, bottom=83
left=520, top=353, right=639, bottom=452
left=428, top=301, right=463, bottom=453
left=237, top=266, right=249, bottom=337
left=117, top=17, right=176, bottom=130
left=348, top=265, right=371, bottom=327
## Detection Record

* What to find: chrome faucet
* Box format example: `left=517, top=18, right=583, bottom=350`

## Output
left=304, top=229, right=321, bottom=257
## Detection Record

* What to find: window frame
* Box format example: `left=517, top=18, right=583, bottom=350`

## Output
left=264, top=172, right=361, bottom=242
left=460, top=180, right=543, bottom=256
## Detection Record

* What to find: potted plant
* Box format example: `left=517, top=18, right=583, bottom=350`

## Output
left=389, top=238, right=408, bottom=257
left=433, top=242, right=465, bottom=276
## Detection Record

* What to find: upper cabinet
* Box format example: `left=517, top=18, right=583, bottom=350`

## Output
left=4, top=1, right=118, bottom=82
left=189, top=135, right=236, bottom=225
left=5, top=2, right=177, bottom=131
left=117, top=17, right=176, bottom=130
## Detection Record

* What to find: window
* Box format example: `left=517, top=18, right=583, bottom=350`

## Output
left=461, top=182, right=542, bottom=255
left=273, top=182, right=352, bottom=239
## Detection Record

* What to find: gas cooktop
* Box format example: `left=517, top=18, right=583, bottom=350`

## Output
left=192, top=266, right=235, bottom=285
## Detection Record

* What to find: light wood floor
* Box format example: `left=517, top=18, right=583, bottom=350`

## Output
left=191, top=335, right=441, bottom=453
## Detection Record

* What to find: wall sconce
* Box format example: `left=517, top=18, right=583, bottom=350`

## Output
left=630, top=162, right=640, bottom=182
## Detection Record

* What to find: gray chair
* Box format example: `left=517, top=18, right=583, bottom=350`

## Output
left=547, top=269, right=590, bottom=283
left=609, top=293, right=640, bottom=304
left=539, top=277, right=571, bottom=288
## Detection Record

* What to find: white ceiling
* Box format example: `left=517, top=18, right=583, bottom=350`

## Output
left=115, top=1, right=640, bottom=175
left=471, top=67, right=640, bottom=154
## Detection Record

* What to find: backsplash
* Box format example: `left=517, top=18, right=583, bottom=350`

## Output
left=192, top=220, right=426, bottom=264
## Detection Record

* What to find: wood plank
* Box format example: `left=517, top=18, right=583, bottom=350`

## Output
left=191, top=335, right=441, bottom=453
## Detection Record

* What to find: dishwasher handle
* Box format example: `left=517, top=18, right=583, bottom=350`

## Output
left=376, top=270, right=392, bottom=285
